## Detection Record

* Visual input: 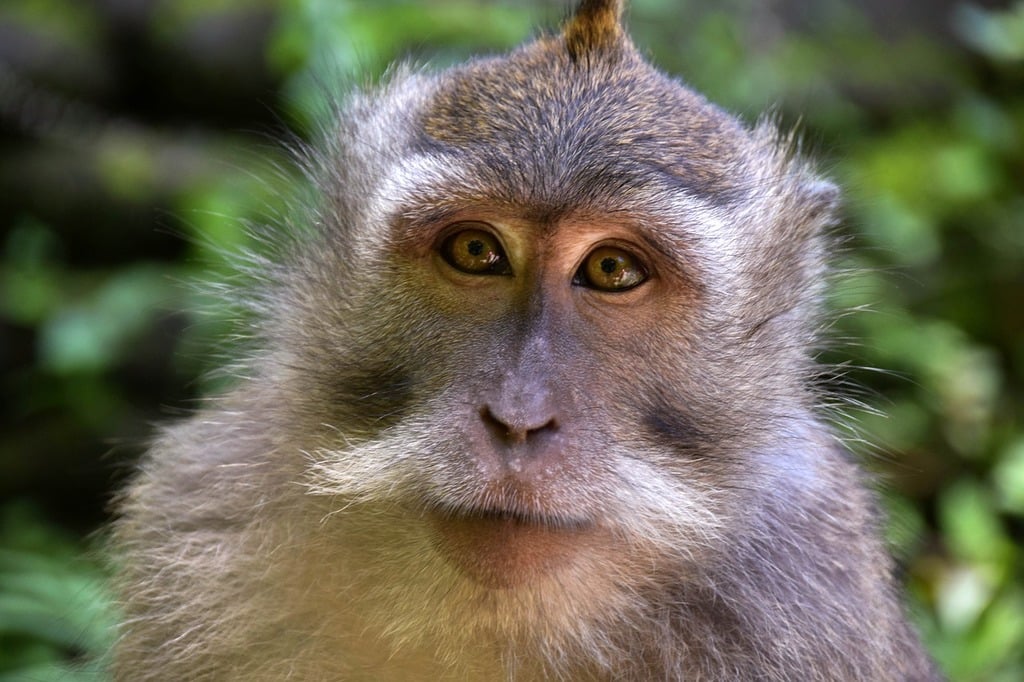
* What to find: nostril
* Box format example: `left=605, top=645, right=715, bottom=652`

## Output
left=479, top=405, right=558, bottom=444
left=479, top=406, right=509, bottom=439
left=480, top=405, right=527, bottom=443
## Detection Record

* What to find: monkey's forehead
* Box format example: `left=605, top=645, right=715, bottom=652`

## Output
left=412, top=33, right=756, bottom=208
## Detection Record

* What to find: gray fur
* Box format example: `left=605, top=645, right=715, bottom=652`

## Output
left=111, top=2, right=938, bottom=680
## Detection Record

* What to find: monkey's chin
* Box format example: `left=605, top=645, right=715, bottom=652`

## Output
left=427, top=508, right=595, bottom=590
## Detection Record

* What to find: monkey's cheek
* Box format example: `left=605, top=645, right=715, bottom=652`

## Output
left=427, top=514, right=598, bottom=590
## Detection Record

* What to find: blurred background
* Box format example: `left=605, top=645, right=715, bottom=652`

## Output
left=0, top=0, right=1021, bottom=679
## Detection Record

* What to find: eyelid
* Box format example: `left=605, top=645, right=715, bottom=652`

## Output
left=435, top=221, right=506, bottom=254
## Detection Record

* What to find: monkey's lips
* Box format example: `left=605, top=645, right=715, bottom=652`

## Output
left=426, top=505, right=597, bottom=589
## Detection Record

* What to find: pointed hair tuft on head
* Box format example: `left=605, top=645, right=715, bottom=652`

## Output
left=564, top=0, right=626, bottom=58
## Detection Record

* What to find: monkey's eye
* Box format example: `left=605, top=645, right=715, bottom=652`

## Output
left=440, top=226, right=512, bottom=276
left=574, top=246, right=648, bottom=292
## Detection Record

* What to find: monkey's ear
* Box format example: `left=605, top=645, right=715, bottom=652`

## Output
left=564, top=0, right=626, bottom=57
left=801, top=179, right=841, bottom=223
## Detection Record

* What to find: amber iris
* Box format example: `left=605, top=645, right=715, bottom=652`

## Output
left=441, top=225, right=511, bottom=275
left=576, top=246, right=647, bottom=291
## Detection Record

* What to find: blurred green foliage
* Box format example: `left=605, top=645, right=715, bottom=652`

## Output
left=0, top=503, right=112, bottom=681
left=0, top=0, right=1021, bottom=679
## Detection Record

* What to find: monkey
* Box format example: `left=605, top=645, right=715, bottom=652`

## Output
left=111, top=1, right=940, bottom=679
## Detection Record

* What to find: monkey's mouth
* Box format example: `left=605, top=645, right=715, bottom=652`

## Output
left=427, top=502, right=594, bottom=532
left=423, top=502, right=599, bottom=589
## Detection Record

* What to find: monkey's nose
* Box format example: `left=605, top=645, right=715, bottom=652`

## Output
left=479, top=404, right=559, bottom=445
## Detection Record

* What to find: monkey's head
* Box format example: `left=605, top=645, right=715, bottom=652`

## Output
left=254, top=0, right=839, bottom=649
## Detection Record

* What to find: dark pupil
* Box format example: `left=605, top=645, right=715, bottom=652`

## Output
left=600, top=257, right=617, bottom=274
left=467, top=239, right=485, bottom=257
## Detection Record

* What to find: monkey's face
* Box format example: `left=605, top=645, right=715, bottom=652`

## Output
left=299, top=193, right=728, bottom=589
left=284, top=13, right=834, bottom=635
left=392, top=207, right=717, bottom=589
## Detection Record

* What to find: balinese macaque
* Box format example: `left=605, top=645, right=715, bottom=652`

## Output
left=112, top=1, right=939, bottom=679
